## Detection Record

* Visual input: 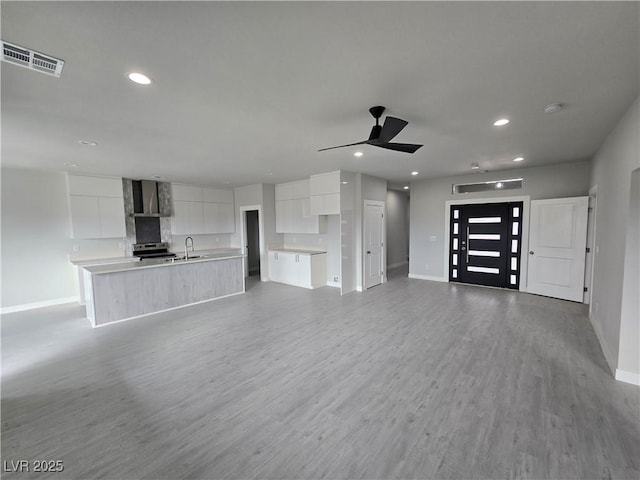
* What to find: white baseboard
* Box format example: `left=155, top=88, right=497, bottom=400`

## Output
left=408, top=273, right=447, bottom=283
left=1, top=296, right=79, bottom=315
left=588, top=311, right=616, bottom=375
left=326, top=281, right=341, bottom=288
left=615, top=369, right=640, bottom=386
left=387, top=261, right=408, bottom=270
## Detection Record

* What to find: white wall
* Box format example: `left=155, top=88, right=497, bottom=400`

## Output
left=1, top=168, right=78, bottom=308
left=233, top=183, right=283, bottom=282
left=386, top=190, right=409, bottom=269
left=409, top=160, right=592, bottom=280
left=588, top=97, right=639, bottom=379
left=359, top=174, right=388, bottom=289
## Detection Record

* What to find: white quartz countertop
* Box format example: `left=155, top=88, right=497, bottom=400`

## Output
left=82, top=252, right=244, bottom=275
left=71, top=248, right=242, bottom=266
left=268, top=247, right=327, bottom=255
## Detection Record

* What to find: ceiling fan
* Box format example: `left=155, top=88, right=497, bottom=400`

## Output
left=318, top=106, right=423, bottom=154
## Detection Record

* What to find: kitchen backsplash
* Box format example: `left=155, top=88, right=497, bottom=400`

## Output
left=122, top=178, right=173, bottom=255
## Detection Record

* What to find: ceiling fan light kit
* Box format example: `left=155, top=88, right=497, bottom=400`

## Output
left=319, top=106, right=423, bottom=154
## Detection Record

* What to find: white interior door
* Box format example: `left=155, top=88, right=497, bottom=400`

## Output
left=527, top=197, right=589, bottom=302
left=364, top=202, right=384, bottom=289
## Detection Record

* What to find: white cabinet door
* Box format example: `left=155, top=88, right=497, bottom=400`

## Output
left=292, top=180, right=309, bottom=199
left=293, top=198, right=307, bottom=233
left=309, top=193, right=340, bottom=216
left=219, top=203, right=235, bottom=233
left=202, top=187, right=233, bottom=204
left=69, top=175, right=122, bottom=198
left=310, top=171, right=340, bottom=195
left=203, top=202, right=220, bottom=234
left=189, top=201, right=204, bottom=234
left=98, top=197, right=126, bottom=237
left=295, top=254, right=311, bottom=288
left=172, top=184, right=203, bottom=202
left=275, top=199, right=294, bottom=233
left=70, top=196, right=101, bottom=239
left=310, top=195, right=324, bottom=216
left=269, top=251, right=283, bottom=282
left=276, top=183, right=294, bottom=201
left=171, top=201, right=190, bottom=234
left=324, top=193, right=340, bottom=215
left=275, top=201, right=285, bottom=233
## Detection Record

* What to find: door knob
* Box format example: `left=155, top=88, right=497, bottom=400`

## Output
left=529, top=251, right=535, bottom=255
left=367, top=251, right=371, bottom=254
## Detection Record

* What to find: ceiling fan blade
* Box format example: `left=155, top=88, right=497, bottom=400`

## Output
left=378, top=142, right=423, bottom=154
left=379, top=116, right=408, bottom=143
left=318, top=140, right=367, bottom=152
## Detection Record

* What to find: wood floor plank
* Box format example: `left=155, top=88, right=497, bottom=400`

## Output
left=1, top=267, right=638, bottom=479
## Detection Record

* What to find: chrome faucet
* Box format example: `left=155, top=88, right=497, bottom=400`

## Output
left=185, top=236, right=194, bottom=259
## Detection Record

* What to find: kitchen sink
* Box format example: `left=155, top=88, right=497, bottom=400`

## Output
left=166, top=255, right=206, bottom=262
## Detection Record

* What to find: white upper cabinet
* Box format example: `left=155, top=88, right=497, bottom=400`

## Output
left=275, top=183, right=294, bottom=201
left=310, top=171, right=341, bottom=215
left=68, top=174, right=126, bottom=239
left=275, top=179, right=325, bottom=233
left=171, top=184, right=234, bottom=235
left=203, top=187, right=233, bottom=204
left=172, top=184, right=203, bottom=202
left=68, top=174, right=124, bottom=198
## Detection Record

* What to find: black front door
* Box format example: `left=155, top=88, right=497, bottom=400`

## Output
left=449, top=202, right=523, bottom=289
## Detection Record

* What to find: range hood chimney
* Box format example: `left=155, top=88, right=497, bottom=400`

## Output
left=132, top=180, right=168, bottom=217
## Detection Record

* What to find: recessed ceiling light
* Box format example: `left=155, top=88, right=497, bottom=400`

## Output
left=128, top=72, right=152, bottom=85
left=152, top=175, right=167, bottom=180
left=493, top=118, right=510, bottom=127
left=78, top=140, right=97, bottom=146
left=354, top=151, right=364, bottom=157
left=411, top=171, right=419, bottom=176
left=496, top=182, right=504, bottom=189
left=544, top=103, right=563, bottom=114
left=471, top=163, right=480, bottom=170
left=341, top=181, right=348, bottom=184
left=513, top=157, right=524, bottom=162
left=403, top=186, right=409, bottom=190
left=64, top=162, right=78, bottom=167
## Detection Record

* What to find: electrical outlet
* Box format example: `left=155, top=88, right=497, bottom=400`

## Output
left=429, top=235, right=437, bottom=241
left=216, top=237, right=220, bottom=242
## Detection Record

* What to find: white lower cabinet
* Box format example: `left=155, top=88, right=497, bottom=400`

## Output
left=268, top=250, right=327, bottom=289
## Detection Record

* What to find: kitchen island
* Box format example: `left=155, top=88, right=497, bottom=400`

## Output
left=82, top=252, right=244, bottom=327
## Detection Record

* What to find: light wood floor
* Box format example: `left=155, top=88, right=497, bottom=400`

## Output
left=2, top=267, right=638, bottom=479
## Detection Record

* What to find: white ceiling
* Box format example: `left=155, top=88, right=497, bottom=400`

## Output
left=1, top=2, right=638, bottom=188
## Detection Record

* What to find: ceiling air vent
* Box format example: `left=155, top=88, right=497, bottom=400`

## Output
left=2, top=41, right=64, bottom=77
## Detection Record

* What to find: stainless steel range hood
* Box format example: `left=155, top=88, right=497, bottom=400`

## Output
left=131, top=180, right=169, bottom=217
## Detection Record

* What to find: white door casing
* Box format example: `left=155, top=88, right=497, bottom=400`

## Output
left=527, top=196, right=589, bottom=302
left=364, top=201, right=384, bottom=289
